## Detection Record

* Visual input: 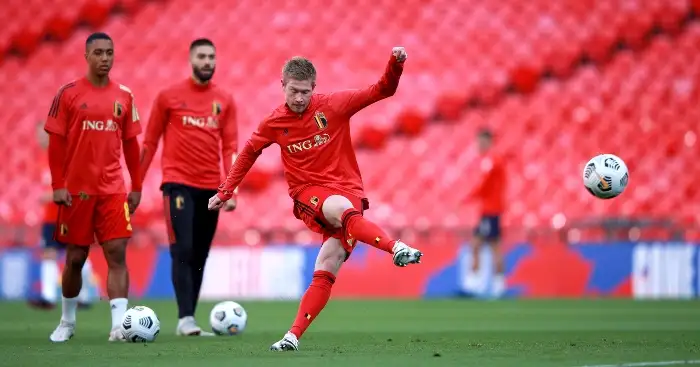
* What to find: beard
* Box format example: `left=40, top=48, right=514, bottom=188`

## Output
left=193, top=66, right=215, bottom=82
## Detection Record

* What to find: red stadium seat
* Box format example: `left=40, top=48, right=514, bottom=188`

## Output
left=0, top=0, right=697, bottom=244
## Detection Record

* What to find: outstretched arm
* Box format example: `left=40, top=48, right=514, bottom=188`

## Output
left=328, top=47, right=407, bottom=117
left=209, top=119, right=275, bottom=210
left=215, top=141, right=262, bottom=201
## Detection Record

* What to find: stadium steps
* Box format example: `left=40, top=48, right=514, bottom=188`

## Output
left=1, top=1, right=698, bottom=246
left=250, top=7, right=697, bottom=184
left=1, top=0, right=150, bottom=63
left=220, top=11, right=700, bottom=244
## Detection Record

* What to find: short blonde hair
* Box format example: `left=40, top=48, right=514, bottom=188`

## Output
left=282, top=56, right=316, bottom=83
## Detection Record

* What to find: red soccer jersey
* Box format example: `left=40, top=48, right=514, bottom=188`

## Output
left=44, top=77, right=142, bottom=195
left=218, top=55, right=403, bottom=201
left=141, top=79, right=238, bottom=190
left=470, top=151, right=507, bottom=215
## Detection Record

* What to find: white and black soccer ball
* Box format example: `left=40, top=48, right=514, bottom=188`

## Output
left=210, top=301, right=247, bottom=335
left=582, top=154, right=629, bottom=199
left=120, top=306, right=160, bottom=343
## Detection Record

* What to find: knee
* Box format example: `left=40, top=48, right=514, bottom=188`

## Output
left=65, top=246, right=88, bottom=269
left=321, top=195, right=354, bottom=228
left=169, top=241, right=193, bottom=261
left=315, top=245, right=346, bottom=274
left=103, top=240, right=127, bottom=268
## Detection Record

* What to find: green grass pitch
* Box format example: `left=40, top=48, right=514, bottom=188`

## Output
left=1, top=299, right=699, bottom=367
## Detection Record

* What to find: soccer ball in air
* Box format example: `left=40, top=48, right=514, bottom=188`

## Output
left=210, top=301, right=248, bottom=335
left=582, top=154, right=629, bottom=199
left=120, top=305, right=161, bottom=343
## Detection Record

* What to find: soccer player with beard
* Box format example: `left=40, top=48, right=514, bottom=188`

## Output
left=140, top=38, right=238, bottom=336
left=46, top=32, right=142, bottom=342
left=209, top=46, right=422, bottom=351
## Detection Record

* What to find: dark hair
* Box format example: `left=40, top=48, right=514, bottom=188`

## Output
left=477, top=127, right=493, bottom=139
left=190, top=38, right=215, bottom=51
left=85, top=32, right=112, bottom=49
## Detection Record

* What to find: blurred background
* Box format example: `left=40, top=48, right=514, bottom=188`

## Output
left=0, top=0, right=699, bottom=303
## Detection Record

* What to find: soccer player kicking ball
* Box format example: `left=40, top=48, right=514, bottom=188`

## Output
left=46, top=32, right=142, bottom=342
left=141, top=38, right=238, bottom=336
left=209, top=46, right=422, bottom=351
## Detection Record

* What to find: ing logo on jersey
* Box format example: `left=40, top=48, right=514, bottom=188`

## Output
left=113, top=101, right=124, bottom=118
left=212, top=101, right=222, bottom=116
left=314, top=111, right=328, bottom=130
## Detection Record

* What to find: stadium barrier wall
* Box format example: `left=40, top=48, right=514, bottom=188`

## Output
left=1, top=242, right=698, bottom=301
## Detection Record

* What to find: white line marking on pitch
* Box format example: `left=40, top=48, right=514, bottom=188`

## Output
left=576, top=360, right=700, bottom=367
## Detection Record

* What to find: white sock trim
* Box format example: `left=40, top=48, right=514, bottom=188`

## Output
left=61, top=296, right=78, bottom=324
left=109, top=298, right=128, bottom=329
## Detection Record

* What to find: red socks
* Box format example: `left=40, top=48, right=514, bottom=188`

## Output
left=290, top=270, right=335, bottom=339
left=288, top=210, right=395, bottom=339
left=341, top=209, right=394, bottom=254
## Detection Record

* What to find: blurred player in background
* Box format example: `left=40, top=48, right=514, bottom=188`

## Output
left=210, top=46, right=422, bottom=351
left=28, top=122, right=95, bottom=310
left=140, top=38, right=238, bottom=336
left=45, top=32, right=142, bottom=342
left=465, top=128, right=507, bottom=298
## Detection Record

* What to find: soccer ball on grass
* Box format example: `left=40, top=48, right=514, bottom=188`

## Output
left=582, top=154, right=629, bottom=199
left=120, top=305, right=160, bottom=343
left=210, top=301, right=248, bottom=335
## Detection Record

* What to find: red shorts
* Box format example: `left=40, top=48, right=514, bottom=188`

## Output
left=54, top=193, right=132, bottom=246
left=293, top=186, right=369, bottom=254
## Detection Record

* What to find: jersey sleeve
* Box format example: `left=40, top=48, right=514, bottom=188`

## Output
left=217, top=117, right=275, bottom=200
left=139, top=90, right=169, bottom=184
left=327, top=55, right=404, bottom=118
left=45, top=86, right=72, bottom=137
left=122, top=89, right=142, bottom=140
left=249, top=117, right=275, bottom=152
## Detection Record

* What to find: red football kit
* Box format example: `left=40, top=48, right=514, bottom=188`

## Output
left=140, top=78, right=238, bottom=190
left=44, top=77, right=142, bottom=246
left=218, top=55, right=404, bottom=252
left=470, top=151, right=507, bottom=216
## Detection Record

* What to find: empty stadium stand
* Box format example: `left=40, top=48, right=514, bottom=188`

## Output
left=1, top=0, right=698, bottom=246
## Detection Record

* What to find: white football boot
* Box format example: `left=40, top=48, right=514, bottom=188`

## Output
left=49, top=320, right=75, bottom=343
left=176, top=316, right=214, bottom=336
left=270, top=331, right=299, bottom=351
left=108, top=327, right=126, bottom=342
left=392, top=240, right=423, bottom=267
